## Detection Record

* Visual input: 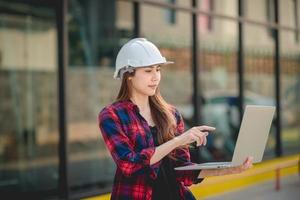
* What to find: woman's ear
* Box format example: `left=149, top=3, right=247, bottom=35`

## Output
left=128, top=77, right=132, bottom=80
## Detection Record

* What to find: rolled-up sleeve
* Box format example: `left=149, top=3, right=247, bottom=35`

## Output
left=173, top=108, right=204, bottom=186
left=98, top=108, right=156, bottom=178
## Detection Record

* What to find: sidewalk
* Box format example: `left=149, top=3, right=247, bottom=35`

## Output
left=205, top=174, right=300, bottom=200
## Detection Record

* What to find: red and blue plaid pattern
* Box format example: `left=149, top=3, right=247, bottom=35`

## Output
left=98, top=100, right=203, bottom=200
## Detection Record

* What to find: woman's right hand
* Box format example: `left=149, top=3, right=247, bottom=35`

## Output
left=176, top=126, right=215, bottom=147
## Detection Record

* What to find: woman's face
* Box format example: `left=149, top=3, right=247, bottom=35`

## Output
left=129, top=65, right=161, bottom=97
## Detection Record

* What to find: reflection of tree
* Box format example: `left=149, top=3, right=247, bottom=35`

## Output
left=69, top=0, right=92, bottom=65
left=68, top=0, right=119, bottom=67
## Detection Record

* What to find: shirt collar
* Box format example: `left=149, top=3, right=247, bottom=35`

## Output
left=119, top=99, right=140, bottom=112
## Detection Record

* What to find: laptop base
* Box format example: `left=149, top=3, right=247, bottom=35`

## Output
left=174, top=162, right=233, bottom=170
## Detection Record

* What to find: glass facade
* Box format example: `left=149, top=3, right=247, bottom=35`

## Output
left=244, top=24, right=276, bottom=158
left=0, top=0, right=59, bottom=198
left=280, top=30, right=300, bottom=155
left=67, top=0, right=134, bottom=194
left=0, top=0, right=299, bottom=199
left=198, top=17, right=239, bottom=162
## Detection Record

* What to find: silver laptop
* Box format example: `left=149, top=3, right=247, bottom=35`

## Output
left=174, top=105, right=275, bottom=170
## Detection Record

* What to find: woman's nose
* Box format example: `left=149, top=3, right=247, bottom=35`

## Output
left=152, top=71, right=159, bottom=80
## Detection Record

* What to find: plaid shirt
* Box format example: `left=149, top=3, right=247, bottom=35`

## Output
left=98, top=100, right=203, bottom=200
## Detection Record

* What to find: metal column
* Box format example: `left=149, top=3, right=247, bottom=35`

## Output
left=56, top=0, right=69, bottom=198
left=133, top=1, right=140, bottom=37
left=274, top=0, right=282, bottom=156
left=237, top=0, right=245, bottom=125
left=192, top=0, right=201, bottom=125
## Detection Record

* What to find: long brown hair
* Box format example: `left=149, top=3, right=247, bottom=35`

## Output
left=116, top=71, right=177, bottom=146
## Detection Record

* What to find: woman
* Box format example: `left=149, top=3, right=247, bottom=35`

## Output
left=98, top=38, right=253, bottom=200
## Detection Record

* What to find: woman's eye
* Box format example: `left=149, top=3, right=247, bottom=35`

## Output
left=156, top=68, right=161, bottom=72
left=145, top=70, right=152, bottom=72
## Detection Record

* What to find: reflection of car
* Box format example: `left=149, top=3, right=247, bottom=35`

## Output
left=177, top=90, right=275, bottom=162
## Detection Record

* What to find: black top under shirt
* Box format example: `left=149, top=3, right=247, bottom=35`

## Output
left=150, top=126, right=181, bottom=200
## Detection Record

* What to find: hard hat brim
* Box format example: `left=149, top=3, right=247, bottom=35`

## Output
left=160, top=61, right=174, bottom=65
left=113, top=60, right=174, bottom=79
left=141, top=60, right=175, bottom=67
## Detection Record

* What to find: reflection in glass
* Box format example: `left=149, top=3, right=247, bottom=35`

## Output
left=140, top=3, right=193, bottom=107
left=0, top=1, right=58, bottom=195
left=199, top=0, right=237, bottom=18
left=244, top=24, right=276, bottom=158
left=244, top=0, right=270, bottom=22
left=280, top=31, right=300, bottom=155
left=198, top=18, right=239, bottom=162
left=67, top=0, right=133, bottom=193
left=141, top=3, right=199, bottom=162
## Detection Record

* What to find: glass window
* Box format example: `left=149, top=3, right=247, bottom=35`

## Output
left=244, top=0, right=270, bottom=22
left=203, top=0, right=237, bottom=17
left=244, top=24, right=276, bottom=159
left=280, top=0, right=297, bottom=27
left=165, top=0, right=177, bottom=25
left=0, top=1, right=59, bottom=197
left=141, top=4, right=192, bottom=110
left=141, top=3, right=194, bottom=157
left=141, top=2, right=190, bottom=46
left=198, top=0, right=214, bottom=33
left=199, top=18, right=239, bottom=162
left=67, top=0, right=133, bottom=194
left=294, top=0, right=300, bottom=42
left=280, top=30, right=300, bottom=155
left=280, top=0, right=300, bottom=43
left=266, top=0, right=276, bottom=38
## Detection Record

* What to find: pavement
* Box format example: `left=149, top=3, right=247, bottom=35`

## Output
left=205, top=174, right=300, bottom=200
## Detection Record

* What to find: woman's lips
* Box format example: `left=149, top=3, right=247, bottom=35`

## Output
left=148, top=85, right=157, bottom=89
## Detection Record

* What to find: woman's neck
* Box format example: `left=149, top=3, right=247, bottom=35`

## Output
left=130, top=94, right=150, bottom=113
left=130, top=94, right=155, bottom=126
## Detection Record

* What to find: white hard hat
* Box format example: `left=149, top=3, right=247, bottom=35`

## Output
left=114, top=38, right=174, bottom=79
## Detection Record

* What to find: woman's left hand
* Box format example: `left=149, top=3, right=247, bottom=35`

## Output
left=224, top=156, right=254, bottom=175
left=198, top=156, right=254, bottom=178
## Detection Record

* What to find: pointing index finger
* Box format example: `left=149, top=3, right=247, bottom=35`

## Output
left=198, top=126, right=216, bottom=132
